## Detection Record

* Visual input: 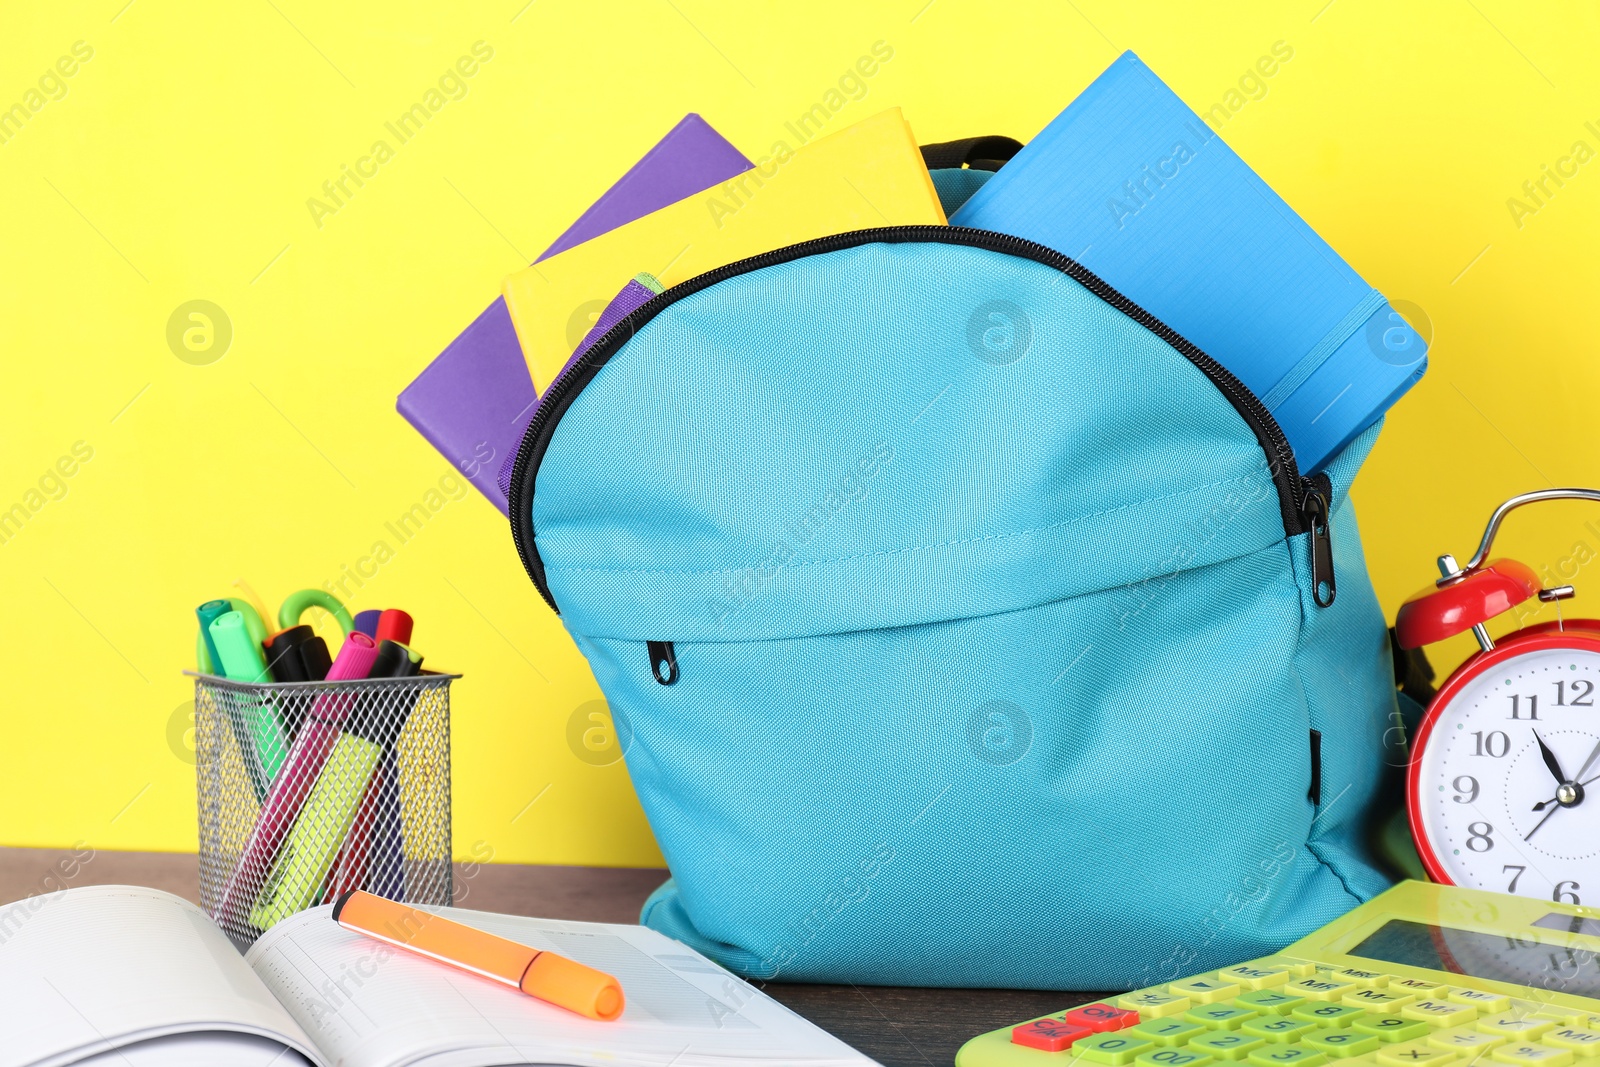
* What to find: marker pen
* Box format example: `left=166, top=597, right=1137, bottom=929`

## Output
left=196, top=599, right=232, bottom=674
left=263, top=626, right=309, bottom=680
left=374, top=609, right=413, bottom=645
left=251, top=673, right=414, bottom=929
left=213, top=632, right=379, bottom=935
left=262, top=625, right=329, bottom=739
left=263, top=625, right=333, bottom=682
left=323, top=774, right=381, bottom=903
left=353, top=609, right=382, bottom=638
left=364, top=641, right=423, bottom=899
left=322, top=640, right=422, bottom=902
left=333, top=891, right=626, bottom=1020
left=198, top=599, right=267, bottom=797
left=210, top=611, right=289, bottom=796
left=225, top=597, right=271, bottom=646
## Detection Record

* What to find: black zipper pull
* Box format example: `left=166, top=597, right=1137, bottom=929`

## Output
left=1302, top=482, right=1336, bottom=608
left=648, top=641, right=678, bottom=685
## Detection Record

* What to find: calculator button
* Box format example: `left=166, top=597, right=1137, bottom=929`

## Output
left=1447, top=988, right=1511, bottom=1013
left=1246, top=1045, right=1328, bottom=1066
left=1352, top=1017, right=1432, bottom=1044
left=1332, top=970, right=1390, bottom=990
left=1243, top=1018, right=1322, bottom=1044
left=1343, top=991, right=1415, bottom=1015
left=1189, top=1032, right=1267, bottom=1060
left=1536, top=1012, right=1589, bottom=1027
left=1175, top=980, right=1246, bottom=1004
left=1125, top=992, right=1195, bottom=1019
left=1430, top=1026, right=1506, bottom=1052
left=1389, top=978, right=1443, bottom=996
left=1492, top=1044, right=1576, bottom=1067
left=1270, top=961, right=1319, bottom=978
left=1067, top=1004, right=1143, bottom=1033
left=1012, top=1018, right=1091, bottom=1052
left=1136, top=1050, right=1216, bottom=1067
left=1305, top=1030, right=1384, bottom=1058
left=1237, top=991, right=1308, bottom=1016
left=1480, top=1018, right=1557, bottom=1040
left=1187, top=1006, right=1260, bottom=1031
left=1080, top=1033, right=1159, bottom=1063
left=1221, top=966, right=1293, bottom=990
left=1290, top=979, right=1359, bottom=1002
left=1403, top=1001, right=1480, bottom=1028
left=1543, top=1028, right=1600, bottom=1055
left=1133, top=1020, right=1209, bottom=1046
left=1375, top=1041, right=1460, bottom=1066
left=1293, top=1004, right=1369, bottom=1028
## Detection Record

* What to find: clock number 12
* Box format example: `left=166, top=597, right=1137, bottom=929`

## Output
left=1555, top=680, right=1594, bottom=707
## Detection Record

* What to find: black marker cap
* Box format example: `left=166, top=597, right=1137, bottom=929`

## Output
left=299, top=635, right=332, bottom=681
left=263, top=625, right=315, bottom=683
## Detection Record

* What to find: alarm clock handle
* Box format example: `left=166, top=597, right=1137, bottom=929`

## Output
left=1457, top=488, right=1600, bottom=576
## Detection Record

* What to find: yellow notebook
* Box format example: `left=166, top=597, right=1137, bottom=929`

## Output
left=503, top=107, right=946, bottom=393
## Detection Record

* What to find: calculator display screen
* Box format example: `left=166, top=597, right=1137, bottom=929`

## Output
left=1534, top=913, right=1600, bottom=939
left=1348, top=919, right=1600, bottom=999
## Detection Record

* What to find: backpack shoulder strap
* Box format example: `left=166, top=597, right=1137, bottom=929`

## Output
left=919, top=135, right=1024, bottom=172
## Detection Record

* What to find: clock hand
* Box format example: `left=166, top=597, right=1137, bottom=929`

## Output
left=1531, top=770, right=1600, bottom=813
left=1525, top=804, right=1561, bottom=842
left=1573, top=736, right=1600, bottom=784
left=1535, top=730, right=1570, bottom=786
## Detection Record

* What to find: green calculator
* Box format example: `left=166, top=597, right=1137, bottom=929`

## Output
left=958, top=881, right=1600, bottom=1067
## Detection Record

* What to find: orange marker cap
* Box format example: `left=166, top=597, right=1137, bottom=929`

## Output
left=333, top=890, right=624, bottom=1021
left=522, top=948, right=625, bottom=1021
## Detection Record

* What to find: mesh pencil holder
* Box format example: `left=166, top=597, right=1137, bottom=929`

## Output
left=190, top=670, right=457, bottom=948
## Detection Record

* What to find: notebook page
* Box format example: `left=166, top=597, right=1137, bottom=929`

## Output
left=247, top=904, right=878, bottom=1067
left=0, top=886, right=325, bottom=1067
left=72, top=1031, right=314, bottom=1066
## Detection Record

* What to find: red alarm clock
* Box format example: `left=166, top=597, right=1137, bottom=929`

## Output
left=1397, top=489, right=1600, bottom=904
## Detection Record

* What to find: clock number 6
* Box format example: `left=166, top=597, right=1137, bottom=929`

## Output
left=1555, top=880, right=1582, bottom=905
left=1473, top=731, right=1511, bottom=757
left=1466, top=821, right=1495, bottom=852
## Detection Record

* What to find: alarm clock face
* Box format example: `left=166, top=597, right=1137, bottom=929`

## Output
left=1415, top=642, right=1600, bottom=903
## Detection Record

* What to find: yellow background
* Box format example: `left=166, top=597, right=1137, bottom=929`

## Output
left=2, top=0, right=1597, bottom=864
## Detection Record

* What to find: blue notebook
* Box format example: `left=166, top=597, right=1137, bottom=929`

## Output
left=951, top=51, right=1426, bottom=473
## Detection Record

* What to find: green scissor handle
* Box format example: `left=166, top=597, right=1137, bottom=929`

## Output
left=278, top=588, right=355, bottom=635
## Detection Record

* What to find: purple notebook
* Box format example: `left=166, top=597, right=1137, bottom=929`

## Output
left=495, top=273, right=664, bottom=502
left=398, top=114, right=752, bottom=513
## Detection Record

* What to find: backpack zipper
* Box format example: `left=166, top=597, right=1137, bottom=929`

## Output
left=508, top=225, right=1331, bottom=614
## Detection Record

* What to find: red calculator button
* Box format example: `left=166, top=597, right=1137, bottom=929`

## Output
left=1012, top=1019, right=1091, bottom=1052
left=1064, top=1004, right=1141, bottom=1033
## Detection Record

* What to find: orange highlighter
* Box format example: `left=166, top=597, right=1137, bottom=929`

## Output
left=332, top=890, right=625, bottom=1021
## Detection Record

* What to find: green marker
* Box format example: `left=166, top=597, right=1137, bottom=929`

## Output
left=209, top=611, right=290, bottom=792
left=249, top=729, right=382, bottom=929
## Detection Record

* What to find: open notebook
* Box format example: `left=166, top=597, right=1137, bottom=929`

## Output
left=0, top=886, right=879, bottom=1067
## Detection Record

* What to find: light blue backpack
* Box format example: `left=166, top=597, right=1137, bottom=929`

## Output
left=508, top=155, right=1402, bottom=989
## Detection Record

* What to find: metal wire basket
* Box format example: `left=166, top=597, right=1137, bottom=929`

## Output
left=190, top=670, right=456, bottom=948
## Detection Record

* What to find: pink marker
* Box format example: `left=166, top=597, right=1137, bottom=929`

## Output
left=213, top=632, right=379, bottom=934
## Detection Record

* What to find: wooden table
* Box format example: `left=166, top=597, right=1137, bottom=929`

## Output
left=0, top=846, right=1099, bottom=1066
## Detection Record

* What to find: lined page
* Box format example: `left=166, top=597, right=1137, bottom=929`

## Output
left=248, top=904, right=878, bottom=1067
left=0, top=886, right=324, bottom=1067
